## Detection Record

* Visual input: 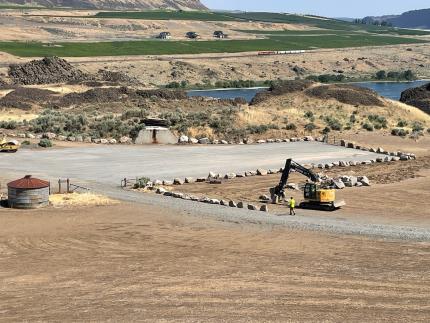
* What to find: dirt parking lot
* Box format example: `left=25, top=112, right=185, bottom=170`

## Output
left=169, top=154, right=430, bottom=224
left=1, top=203, right=429, bottom=322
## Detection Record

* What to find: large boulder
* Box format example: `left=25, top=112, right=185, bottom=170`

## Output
left=178, top=135, right=189, bottom=143
left=257, top=169, right=268, bottom=176
left=358, top=176, right=371, bottom=186
left=198, top=137, right=211, bottom=144
left=333, top=180, right=346, bottom=189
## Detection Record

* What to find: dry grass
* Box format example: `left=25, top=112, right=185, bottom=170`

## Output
left=249, top=92, right=429, bottom=135
left=0, top=109, right=38, bottom=122
left=49, top=192, right=118, bottom=208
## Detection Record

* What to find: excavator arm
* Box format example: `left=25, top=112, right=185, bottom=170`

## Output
left=270, top=159, right=319, bottom=203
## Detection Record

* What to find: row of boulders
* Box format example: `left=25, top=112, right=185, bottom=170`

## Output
left=149, top=168, right=283, bottom=187
left=10, top=132, right=133, bottom=145
left=178, top=135, right=318, bottom=145
left=152, top=187, right=269, bottom=213
left=340, top=139, right=416, bottom=161
left=329, top=176, right=370, bottom=189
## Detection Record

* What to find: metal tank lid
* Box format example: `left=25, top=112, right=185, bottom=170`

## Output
left=7, top=175, right=49, bottom=189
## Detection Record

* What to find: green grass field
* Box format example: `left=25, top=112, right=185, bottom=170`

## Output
left=93, top=10, right=430, bottom=36
left=94, top=10, right=240, bottom=21
left=0, top=34, right=426, bottom=57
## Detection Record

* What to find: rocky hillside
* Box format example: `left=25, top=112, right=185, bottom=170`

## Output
left=0, top=0, right=207, bottom=10
left=400, top=82, right=430, bottom=114
left=363, top=8, right=430, bottom=29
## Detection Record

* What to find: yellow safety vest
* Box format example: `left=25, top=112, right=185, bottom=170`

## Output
left=289, top=199, right=295, bottom=208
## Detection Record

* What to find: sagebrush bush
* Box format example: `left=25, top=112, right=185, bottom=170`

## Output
left=363, top=122, right=374, bottom=132
left=38, top=138, right=52, bottom=148
left=391, top=128, right=408, bottom=137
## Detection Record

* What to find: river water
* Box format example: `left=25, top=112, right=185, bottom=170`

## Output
left=186, top=80, right=428, bottom=102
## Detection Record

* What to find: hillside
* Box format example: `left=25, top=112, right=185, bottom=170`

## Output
left=364, top=8, right=430, bottom=29
left=0, top=0, right=207, bottom=10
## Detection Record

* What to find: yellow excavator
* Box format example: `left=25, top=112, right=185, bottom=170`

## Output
left=0, top=136, right=19, bottom=153
left=270, top=158, right=345, bottom=211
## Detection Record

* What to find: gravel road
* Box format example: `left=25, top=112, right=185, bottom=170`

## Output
left=3, top=141, right=426, bottom=241
left=95, top=184, right=430, bottom=242
left=0, top=142, right=381, bottom=184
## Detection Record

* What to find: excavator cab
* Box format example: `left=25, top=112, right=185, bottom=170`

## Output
left=301, top=182, right=343, bottom=211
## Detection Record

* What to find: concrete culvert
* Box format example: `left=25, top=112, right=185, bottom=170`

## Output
left=7, top=175, right=50, bottom=209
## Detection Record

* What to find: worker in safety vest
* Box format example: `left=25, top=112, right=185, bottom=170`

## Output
left=289, top=197, right=296, bottom=216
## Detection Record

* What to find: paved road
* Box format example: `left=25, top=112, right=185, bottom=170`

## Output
left=0, top=142, right=380, bottom=184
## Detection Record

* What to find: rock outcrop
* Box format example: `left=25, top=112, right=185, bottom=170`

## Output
left=400, top=82, right=430, bottom=115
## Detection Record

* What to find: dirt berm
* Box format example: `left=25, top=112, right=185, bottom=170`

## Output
left=400, top=82, right=430, bottom=114
left=251, top=80, right=384, bottom=107
left=0, top=87, right=56, bottom=110
left=8, top=57, right=89, bottom=85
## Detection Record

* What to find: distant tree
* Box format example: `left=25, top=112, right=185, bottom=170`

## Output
left=375, top=70, right=387, bottom=80
left=403, top=70, right=416, bottom=81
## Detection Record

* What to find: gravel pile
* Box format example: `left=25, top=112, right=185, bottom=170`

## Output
left=97, top=69, right=140, bottom=85
left=0, top=87, right=56, bottom=110
left=8, top=57, right=89, bottom=85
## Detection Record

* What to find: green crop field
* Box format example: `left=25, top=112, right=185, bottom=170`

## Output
left=92, top=10, right=430, bottom=36
left=0, top=34, right=426, bottom=57
left=94, top=10, right=240, bottom=21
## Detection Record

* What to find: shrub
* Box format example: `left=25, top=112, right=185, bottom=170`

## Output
left=427, top=128, right=430, bottom=134
left=362, top=122, right=374, bottom=131
left=133, top=177, right=151, bottom=189
left=391, top=128, right=408, bottom=137
left=397, top=120, right=408, bottom=127
left=304, top=111, right=314, bottom=120
left=38, top=138, right=52, bottom=148
left=349, top=114, right=357, bottom=124
left=411, top=121, right=424, bottom=132
left=304, top=123, right=316, bottom=131
left=285, top=123, right=297, bottom=131
left=322, top=126, right=331, bottom=134
left=166, top=81, right=181, bottom=89
left=324, top=116, right=343, bottom=131
left=21, top=140, right=31, bottom=145
left=0, top=120, right=19, bottom=129
left=368, top=114, right=387, bottom=129
left=306, top=74, right=345, bottom=83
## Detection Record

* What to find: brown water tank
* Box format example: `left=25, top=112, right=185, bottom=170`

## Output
left=7, top=175, right=50, bottom=209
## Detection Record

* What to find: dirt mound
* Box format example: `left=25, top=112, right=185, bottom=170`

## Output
left=305, top=84, right=385, bottom=107
left=251, top=80, right=314, bottom=105
left=56, top=87, right=186, bottom=107
left=400, top=82, right=430, bottom=114
left=136, top=89, right=187, bottom=100
left=97, top=69, right=140, bottom=85
left=0, top=87, right=56, bottom=110
left=58, top=87, right=136, bottom=106
left=8, top=57, right=88, bottom=85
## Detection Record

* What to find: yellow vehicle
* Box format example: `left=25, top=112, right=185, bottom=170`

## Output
left=270, top=159, right=345, bottom=211
left=0, top=136, right=19, bottom=153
